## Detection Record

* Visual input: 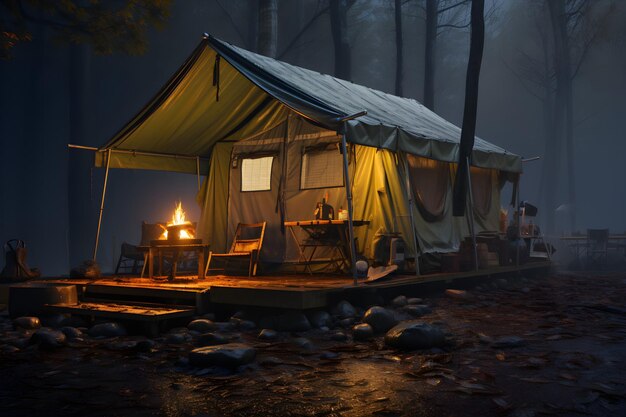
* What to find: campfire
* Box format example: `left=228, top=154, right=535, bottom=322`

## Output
left=154, top=201, right=201, bottom=244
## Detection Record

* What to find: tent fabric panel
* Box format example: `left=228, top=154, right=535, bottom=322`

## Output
left=94, top=151, right=209, bottom=175
left=196, top=142, right=233, bottom=253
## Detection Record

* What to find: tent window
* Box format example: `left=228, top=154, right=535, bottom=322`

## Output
left=241, top=156, right=274, bottom=192
left=300, top=148, right=344, bottom=190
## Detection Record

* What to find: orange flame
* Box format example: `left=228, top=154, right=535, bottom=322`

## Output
left=161, top=201, right=194, bottom=239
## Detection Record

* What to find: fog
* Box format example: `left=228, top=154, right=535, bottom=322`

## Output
left=1, top=0, right=625, bottom=275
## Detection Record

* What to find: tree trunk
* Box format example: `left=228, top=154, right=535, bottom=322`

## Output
left=330, top=0, right=351, bottom=81
left=257, top=0, right=278, bottom=57
left=394, top=0, right=404, bottom=96
left=548, top=0, right=573, bottom=234
left=423, top=0, right=438, bottom=110
left=452, top=0, right=485, bottom=216
left=68, top=44, right=94, bottom=266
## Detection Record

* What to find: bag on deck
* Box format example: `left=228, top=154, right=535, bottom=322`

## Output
left=1, top=239, right=41, bottom=281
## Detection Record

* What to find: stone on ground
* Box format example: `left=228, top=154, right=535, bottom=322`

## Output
left=445, top=289, right=472, bottom=300
left=189, top=343, right=256, bottom=368
left=308, top=310, right=332, bottom=328
left=384, top=321, right=446, bottom=350
left=30, top=328, right=66, bottom=349
left=88, top=322, right=127, bottom=338
left=196, top=332, right=229, bottom=346
left=187, top=319, right=215, bottom=333
left=332, top=300, right=357, bottom=319
left=363, top=306, right=398, bottom=333
left=257, top=329, right=278, bottom=341
left=407, top=298, right=423, bottom=305
left=391, top=295, right=408, bottom=307
left=14, top=316, right=41, bottom=330
left=293, top=337, right=314, bottom=350
left=403, top=305, right=432, bottom=317
left=330, top=331, right=348, bottom=342
left=60, top=326, right=82, bottom=340
left=352, top=323, right=374, bottom=341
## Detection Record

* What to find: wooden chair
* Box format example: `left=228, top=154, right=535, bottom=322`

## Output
left=115, top=222, right=165, bottom=275
left=206, top=222, right=266, bottom=277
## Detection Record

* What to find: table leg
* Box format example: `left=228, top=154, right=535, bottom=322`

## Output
left=288, top=226, right=311, bottom=274
left=169, top=248, right=181, bottom=281
left=197, top=248, right=205, bottom=279
left=148, top=247, right=154, bottom=278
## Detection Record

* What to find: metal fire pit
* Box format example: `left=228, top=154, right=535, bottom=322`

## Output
left=151, top=222, right=200, bottom=246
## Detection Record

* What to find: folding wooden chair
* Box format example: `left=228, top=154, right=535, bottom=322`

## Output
left=206, top=222, right=266, bottom=277
left=115, top=222, right=165, bottom=275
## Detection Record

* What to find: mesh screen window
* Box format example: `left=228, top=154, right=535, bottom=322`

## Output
left=301, top=149, right=344, bottom=189
left=241, top=156, right=273, bottom=191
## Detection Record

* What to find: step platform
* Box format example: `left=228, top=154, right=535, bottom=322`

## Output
left=45, top=301, right=196, bottom=336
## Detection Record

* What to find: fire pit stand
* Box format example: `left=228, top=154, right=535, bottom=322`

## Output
left=141, top=241, right=210, bottom=281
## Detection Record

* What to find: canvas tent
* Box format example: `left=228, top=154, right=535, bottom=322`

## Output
left=92, top=34, right=522, bottom=273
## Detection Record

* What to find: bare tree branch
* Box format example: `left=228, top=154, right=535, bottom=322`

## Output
left=277, top=5, right=330, bottom=59
left=214, top=0, right=249, bottom=49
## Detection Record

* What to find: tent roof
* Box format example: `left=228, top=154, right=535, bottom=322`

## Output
left=98, top=35, right=521, bottom=173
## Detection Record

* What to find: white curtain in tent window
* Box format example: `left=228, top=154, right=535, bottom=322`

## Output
left=241, top=156, right=274, bottom=191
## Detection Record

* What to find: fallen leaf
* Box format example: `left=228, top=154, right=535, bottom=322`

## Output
left=496, top=353, right=506, bottom=361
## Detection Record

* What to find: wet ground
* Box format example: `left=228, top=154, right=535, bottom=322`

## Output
left=1, top=272, right=625, bottom=417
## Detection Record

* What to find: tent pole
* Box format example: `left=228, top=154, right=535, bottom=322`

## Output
left=340, top=122, right=358, bottom=285
left=465, top=157, right=479, bottom=271
left=403, top=154, right=420, bottom=276
left=515, top=175, right=521, bottom=269
left=196, top=156, right=201, bottom=191
left=93, top=148, right=111, bottom=261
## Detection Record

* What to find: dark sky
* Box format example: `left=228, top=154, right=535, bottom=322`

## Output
left=1, top=0, right=624, bottom=276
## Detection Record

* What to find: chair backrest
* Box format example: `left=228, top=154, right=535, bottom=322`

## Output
left=229, top=222, right=266, bottom=254
left=587, top=229, right=609, bottom=250
left=140, top=222, right=167, bottom=246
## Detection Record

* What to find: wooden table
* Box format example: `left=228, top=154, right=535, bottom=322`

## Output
left=139, top=243, right=210, bottom=280
left=284, top=220, right=370, bottom=274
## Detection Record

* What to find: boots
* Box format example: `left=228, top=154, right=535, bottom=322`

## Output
left=1, top=240, right=41, bottom=281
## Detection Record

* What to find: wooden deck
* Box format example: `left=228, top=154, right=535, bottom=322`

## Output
left=38, top=261, right=552, bottom=310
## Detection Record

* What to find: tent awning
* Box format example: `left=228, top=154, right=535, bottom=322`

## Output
left=97, top=35, right=522, bottom=174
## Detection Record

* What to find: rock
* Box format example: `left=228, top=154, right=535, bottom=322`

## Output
left=166, top=333, right=188, bottom=344
left=201, top=313, right=216, bottom=321
left=259, top=312, right=311, bottom=332
left=135, top=339, right=156, bottom=352
left=230, top=318, right=256, bottom=330
left=492, top=336, right=525, bottom=349
left=391, top=295, right=408, bottom=307
left=330, top=331, right=348, bottom=342
left=319, top=326, right=329, bottom=332
left=339, top=317, right=355, bottom=328
left=30, top=328, right=66, bottom=349
left=407, top=298, right=423, bottom=305
left=189, top=343, right=256, bottom=368
left=332, top=300, right=357, bottom=319
left=293, top=337, right=314, bottom=350
left=196, top=332, right=229, bottom=346
left=477, top=333, right=494, bottom=344
left=521, top=287, right=530, bottom=293
left=70, top=260, right=101, bottom=279
left=445, top=289, right=472, bottom=300
left=1, top=345, right=20, bottom=354
left=403, top=305, right=432, bottom=317
left=320, top=351, right=339, bottom=360
left=88, top=322, right=126, bottom=338
left=231, top=311, right=246, bottom=320
left=187, top=319, right=215, bottom=333
left=60, top=326, right=82, bottom=340
left=363, top=306, right=398, bottom=333
left=106, top=340, right=139, bottom=351
left=384, top=321, right=446, bottom=350
left=257, top=329, right=278, bottom=341
left=352, top=323, right=374, bottom=341
left=14, top=316, right=41, bottom=330
left=308, top=310, right=332, bottom=328
left=40, top=314, right=68, bottom=328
